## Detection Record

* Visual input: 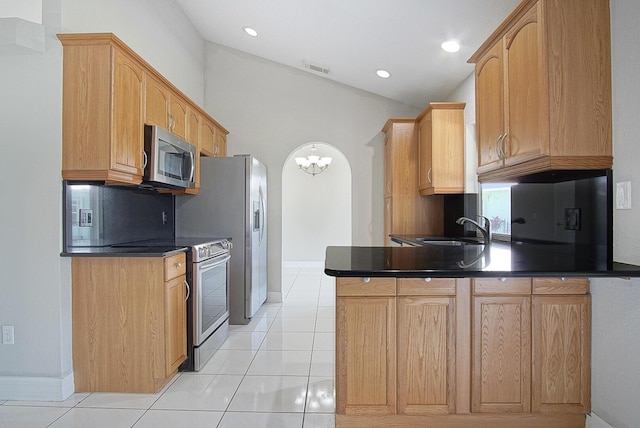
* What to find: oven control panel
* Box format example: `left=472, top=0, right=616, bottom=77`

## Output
left=193, top=239, right=231, bottom=262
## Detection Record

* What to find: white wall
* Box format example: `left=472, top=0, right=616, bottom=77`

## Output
left=203, top=43, right=419, bottom=295
left=0, top=0, right=205, bottom=400
left=587, top=0, right=640, bottom=427
left=282, top=143, right=352, bottom=265
left=0, top=0, right=42, bottom=23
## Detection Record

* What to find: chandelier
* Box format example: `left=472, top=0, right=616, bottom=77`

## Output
left=295, top=145, right=332, bottom=176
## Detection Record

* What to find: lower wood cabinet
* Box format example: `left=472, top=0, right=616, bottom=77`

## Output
left=335, top=276, right=591, bottom=427
left=398, top=295, right=456, bottom=415
left=71, top=253, right=187, bottom=393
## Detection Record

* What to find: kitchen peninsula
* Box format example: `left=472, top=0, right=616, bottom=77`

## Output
left=325, top=241, right=640, bottom=428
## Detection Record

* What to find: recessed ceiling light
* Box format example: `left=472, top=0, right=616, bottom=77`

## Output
left=376, top=69, right=391, bottom=79
left=441, top=40, right=460, bottom=53
left=243, top=27, right=258, bottom=37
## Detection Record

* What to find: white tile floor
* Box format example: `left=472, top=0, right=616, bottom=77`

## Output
left=0, top=267, right=336, bottom=428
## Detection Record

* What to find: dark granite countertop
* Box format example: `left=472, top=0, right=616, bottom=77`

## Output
left=61, top=246, right=188, bottom=257
left=324, top=236, right=640, bottom=278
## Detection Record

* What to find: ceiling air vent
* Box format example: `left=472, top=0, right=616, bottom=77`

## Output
left=303, top=59, right=330, bottom=75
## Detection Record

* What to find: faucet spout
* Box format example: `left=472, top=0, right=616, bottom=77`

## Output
left=456, top=215, right=491, bottom=245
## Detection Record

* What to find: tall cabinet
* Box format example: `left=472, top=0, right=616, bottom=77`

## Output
left=469, top=0, right=612, bottom=182
left=382, top=119, right=443, bottom=245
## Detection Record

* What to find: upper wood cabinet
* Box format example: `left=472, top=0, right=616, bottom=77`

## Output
left=58, top=33, right=229, bottom=187
left=60, top=35, right=145, bottom=185
left=145, top=74, right=188, bottom=140
left=201, top=116, right=228, bottom=158
left=416, top=102, right=465, bottom=195
left=468, top=0, right=612, bottom=182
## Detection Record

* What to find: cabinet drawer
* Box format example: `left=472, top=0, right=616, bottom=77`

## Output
left=473, top=277, right=531, bottom=295
left=336, top=277, right=396, bottom=296
left=164, top=253, right=186, bottom=281
left=397, top=278, right=456, bottom=295
left=533, top=277, right=589, bottom=295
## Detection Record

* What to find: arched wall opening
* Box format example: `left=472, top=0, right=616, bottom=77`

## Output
left=282, top=143, right=352, bottom=268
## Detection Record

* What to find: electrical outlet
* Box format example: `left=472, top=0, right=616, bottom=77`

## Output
left=79, top=209, right=93, bottom=227
left=616, top=181, right=632, bottom=210
left=564, top=208, right=581, bottom=231
left=2, top=326, right=14, bottom=345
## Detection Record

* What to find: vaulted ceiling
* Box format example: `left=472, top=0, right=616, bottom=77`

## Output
left=176, top=0, right=522, bottom=108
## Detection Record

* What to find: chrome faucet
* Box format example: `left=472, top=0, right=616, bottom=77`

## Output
left=456, top=215, right=491, bottom=245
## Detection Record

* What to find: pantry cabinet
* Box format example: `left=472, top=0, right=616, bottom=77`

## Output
left=335, top=275, right=590, bottom=427
left=382, top=119, right=443, bottom=245
left=469, top=0, right=612, bottom=182
left=71, top=253, right=188, bottom=393
left=416, top=102, right=465, bottom=196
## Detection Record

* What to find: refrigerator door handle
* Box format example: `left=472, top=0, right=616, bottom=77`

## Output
left=259, top=187, right=265, bottom=244
left=253, top=201, right=260, bottom=231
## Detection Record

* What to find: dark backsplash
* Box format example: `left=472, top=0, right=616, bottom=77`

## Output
left=444, top=193, right=479, bottom=237
left=510, top=170, right=612, bottom=265
left=63, top=182, right=174, bottom=248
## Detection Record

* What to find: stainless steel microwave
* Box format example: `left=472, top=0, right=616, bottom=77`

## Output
left=143, top=125, right=196, bottom=189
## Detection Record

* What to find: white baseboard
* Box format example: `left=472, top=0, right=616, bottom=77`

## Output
left=267, top=291, right=283, bottom=303
left=586, top=412, right=614, bottom=428
left=282, top=260, right=324, bottom=269
left=0, top=372, right=74, bottom=401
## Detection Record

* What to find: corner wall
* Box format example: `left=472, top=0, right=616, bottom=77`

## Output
left=0, top=0, right=205, bottom=400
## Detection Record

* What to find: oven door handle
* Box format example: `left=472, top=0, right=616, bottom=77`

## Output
left=184, top=279, right=191, bottom=301
left=199, top=253, right=231, bottom=270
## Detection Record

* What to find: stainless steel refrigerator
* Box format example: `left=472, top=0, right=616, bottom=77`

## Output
left=175, top=155, right=267, bottom=325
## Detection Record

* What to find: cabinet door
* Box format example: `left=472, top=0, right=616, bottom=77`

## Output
left=532, top=295, right=590, bottom=414
left=187, top=109, right=201, bottom=190
left=169, top=94, right=188, bottom=140
left=503, top=3, right=546, bottom=167
left=384, top=197, right=392, bottom=246
left=472, top=295, right=531, bottom=413
left=165, top=274, right=187, bottom=376
left=398, top=296, right=455, bottom=415
left=145, top=74, right=170, bottom=129
left=384, top=132, right=393, bottom=198
left=112, top=50, right=145, bottom=176
left=417, top=112, right=433, bottom=193
left=200, top=118, right=216, bottom=157
left=475, top=40, right=505, bottom=174
left=214, top=130, right=227, bottom=157
left=336, top=296, right=396, bottom=415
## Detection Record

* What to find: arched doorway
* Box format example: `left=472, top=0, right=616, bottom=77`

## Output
left=281, top=143, right=352, bottom=269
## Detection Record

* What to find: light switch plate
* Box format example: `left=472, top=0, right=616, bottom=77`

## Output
left=616, top=181, right=632, bottom=210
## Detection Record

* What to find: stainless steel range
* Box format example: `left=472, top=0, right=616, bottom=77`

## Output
left=185, top=238, right=232, bottom=371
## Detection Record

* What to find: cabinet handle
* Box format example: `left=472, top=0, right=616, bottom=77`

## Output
left=184, top=280, right=191, bottom=301
left=363, top=277, right=371, bottom=283
left=142, top=150, right=148, bottom=169
left=176, top=262, right=182, bottom=268
left=168, top=114, right=174, bottom=131
left=495, top=134, right=503, bottom=159
left=427, top=167, right=432, bottom=184
left=424, top=278, right=432, bottom=282
left=499, top=277, right=507, bottom=282
left=500, top=133, right=509, bottom=159
left=214, top=145, right=219, bottom=156
left=561, top=277, right=567, bottom=282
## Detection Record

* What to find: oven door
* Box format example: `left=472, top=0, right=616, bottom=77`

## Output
left=193, top=252, right=230, bottom=346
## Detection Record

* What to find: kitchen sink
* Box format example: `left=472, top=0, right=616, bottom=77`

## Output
left=415, top=237, right=484, bottom=246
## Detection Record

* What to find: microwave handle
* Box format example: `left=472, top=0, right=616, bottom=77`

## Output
left=188, top=151, right=195, bottom=182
